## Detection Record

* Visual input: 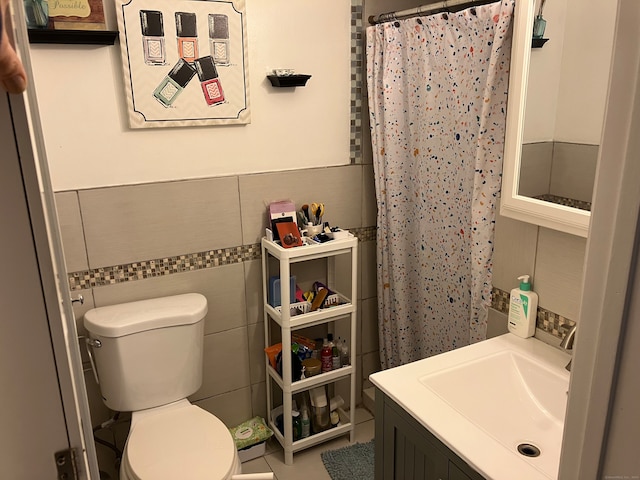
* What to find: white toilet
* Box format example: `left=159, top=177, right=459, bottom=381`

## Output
left=84, top=293, right=247, bottom=480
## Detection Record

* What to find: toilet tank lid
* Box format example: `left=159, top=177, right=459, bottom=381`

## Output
left=84, top=293, right=208, bottom=338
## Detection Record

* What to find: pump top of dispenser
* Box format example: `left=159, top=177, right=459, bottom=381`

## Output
left=518, top=275, right=531, bottom=291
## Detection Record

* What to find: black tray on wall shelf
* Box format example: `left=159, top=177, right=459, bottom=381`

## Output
left=531, top=38, right=549, bottom=48
left=267, top=74, right=312, bottom=87
left=28, top=29, right=119, bottom=45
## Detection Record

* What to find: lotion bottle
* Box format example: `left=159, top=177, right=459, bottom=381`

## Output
left=321, top=338, right=332, bottom=373
left=508, top=275, right=538, bottom=338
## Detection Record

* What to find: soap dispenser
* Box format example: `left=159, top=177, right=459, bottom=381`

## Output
left=508, top=275, right=538, bottom=338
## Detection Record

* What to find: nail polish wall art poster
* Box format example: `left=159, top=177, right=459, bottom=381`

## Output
left=115, top=0, right=250, bottom=128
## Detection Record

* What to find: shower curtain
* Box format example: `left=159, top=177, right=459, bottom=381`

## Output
left=367, top=0, right=514, bottom=368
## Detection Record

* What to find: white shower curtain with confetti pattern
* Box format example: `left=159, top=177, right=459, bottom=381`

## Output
left=367, top=0, right=514, bottom=369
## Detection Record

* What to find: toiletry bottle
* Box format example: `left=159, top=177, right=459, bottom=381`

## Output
left=193, top=56, right=225, bottom=106
left=292, top=410, right=301, bottom=441
left=300, top=406, right=310, bottom=438
left=321, top=338, right=332, bottom=373
left=332, top=339, right=341, bottom=370
left=330, top=410, right=340, bottom=428
left=309, top=386, right=330, bottom=433
left=153, top=59, right=196, bottom=107
left=340, top=337, right=350, bottom=366
left=508, top=275, right=538, bottom=338
left=175, top=12, right=199, bottom=63
left=140, top=10, right=166, bottom=65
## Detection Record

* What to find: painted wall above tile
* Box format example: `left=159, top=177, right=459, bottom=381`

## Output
left=30, top=0, right=354, bottom=191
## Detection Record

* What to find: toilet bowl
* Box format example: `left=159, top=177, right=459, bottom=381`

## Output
left=84, top=294, right=268, bottom=480
left=119, top=400, right=241, bottom=480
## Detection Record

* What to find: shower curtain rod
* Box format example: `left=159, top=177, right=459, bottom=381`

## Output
left=368, top=0, right=493, bottom=25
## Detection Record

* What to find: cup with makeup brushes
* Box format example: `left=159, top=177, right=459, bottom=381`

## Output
left=301, top=223, right=323, bottom=238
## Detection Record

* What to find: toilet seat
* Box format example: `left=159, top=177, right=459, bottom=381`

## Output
left=122, top=404, right=239, bottom=480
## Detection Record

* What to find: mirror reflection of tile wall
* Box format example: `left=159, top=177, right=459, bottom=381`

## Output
left=518, top=142, right=598, bottom=210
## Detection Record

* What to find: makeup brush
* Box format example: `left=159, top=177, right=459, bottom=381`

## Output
left=302, top=204, right=310, bottom=224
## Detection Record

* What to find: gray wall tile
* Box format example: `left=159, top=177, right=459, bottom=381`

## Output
left=54, top=191, right=89, bottom=272
left=360, top=296, right=379, bottom=354
left=492, top=213, right=539, bottom=292
left=84, top=369, right=110, bottom=426
left=550, top=142, right=598, bottom=203
left=244, top=258, right=264, bottom=326
left=194, top=327, right=251, bottom=401
left=247, top=321, right=266, bottom=385
left=71, top=288, right=95, bottom=365
left=238, top=165, right=363, bottom=245
left=519, top=142, right=553, bottom=197
left=91, top=266, right=247, bottom=336
left=359, top=240, right=377, bottom=300
left=79, top=177, right=241, bottom=268
left=251, top=382, right=267, bottom=422
left=533, top=227, right=586, bottom=320
left=487, top=308, right=508, bottom=338
left=362, top=164, right=377, bottom=227
left=193, top=387, right=253, bottom=428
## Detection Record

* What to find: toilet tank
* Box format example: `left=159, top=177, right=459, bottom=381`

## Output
left=84, top=293, right=208, bottom=412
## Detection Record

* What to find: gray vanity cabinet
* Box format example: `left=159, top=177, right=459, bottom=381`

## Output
left=375, top=389, right=486, bottom=480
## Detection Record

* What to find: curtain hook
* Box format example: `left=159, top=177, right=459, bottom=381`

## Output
left=442, top=12, right=449, bottom=20
left=470, top=7, right=477, bottom=16
left=416, top=18, right=423, bottom=25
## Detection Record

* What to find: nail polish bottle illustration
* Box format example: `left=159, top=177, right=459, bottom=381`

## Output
left=208, top=14, right=230, bottom=66
left=153, top=59, right=196, bottom=107
left=194, top=56, right=225, bottom=106
left=140, top=10, right=166, bottom=65
left=175, top=12, right=199, bottom=63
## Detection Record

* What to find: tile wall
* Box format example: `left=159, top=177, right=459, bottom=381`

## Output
left=519, top=141, right=598, bottom=207
left=57, top=165, right=381, bottom=431
left=490, top=213, right=585, bottom=340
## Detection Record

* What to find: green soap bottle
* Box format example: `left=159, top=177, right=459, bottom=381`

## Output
left=508, top=275, right=538, bottom=338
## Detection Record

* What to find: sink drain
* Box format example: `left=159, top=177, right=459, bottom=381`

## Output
left=517, top=443, right=541, bottom=457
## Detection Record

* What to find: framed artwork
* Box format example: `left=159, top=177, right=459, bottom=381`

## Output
left=115, top=0, right=250, bottom=128
left=24, top=0, right=107, bottom=30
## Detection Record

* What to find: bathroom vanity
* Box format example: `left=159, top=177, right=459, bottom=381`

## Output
left=375, top=389, right=485, bottom=480
left=370, top=334, right=571, bottom=480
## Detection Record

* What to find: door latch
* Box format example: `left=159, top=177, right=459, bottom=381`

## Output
left=55, top=448, right=78, bottom=480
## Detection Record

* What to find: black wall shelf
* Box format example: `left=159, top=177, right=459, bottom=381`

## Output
left=532, top=38, right=549, bottom=48
left=28, top=29, right=119, bottom=45
left=267, top=75, right=311, bottom=88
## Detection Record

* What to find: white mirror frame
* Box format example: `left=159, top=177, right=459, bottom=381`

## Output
left=501, top=0, right=590, bottom=238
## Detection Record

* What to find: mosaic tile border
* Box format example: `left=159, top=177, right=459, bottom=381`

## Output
left=350, top=0, right=364, bottom=164
left=67, top=226, right=376, bottom=291
left=491, top=287, right=576, bottom=340
left=533, top=194, right=592, bottom=212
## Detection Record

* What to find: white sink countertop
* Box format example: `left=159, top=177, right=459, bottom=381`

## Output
left=370, top=334, right=571, bottom=480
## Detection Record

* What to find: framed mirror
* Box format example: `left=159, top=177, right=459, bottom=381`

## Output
left=501, top=0, right=617, bottom=237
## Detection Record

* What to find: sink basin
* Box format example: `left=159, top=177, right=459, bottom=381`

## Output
left=420, top=350, right=568, bottom=478
left=370, top=334, right=571, bottom=480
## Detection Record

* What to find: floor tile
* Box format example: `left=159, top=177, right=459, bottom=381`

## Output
left=239, top=408, right=375, bottom=480
left=241, top=456, right=273, bottom=476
